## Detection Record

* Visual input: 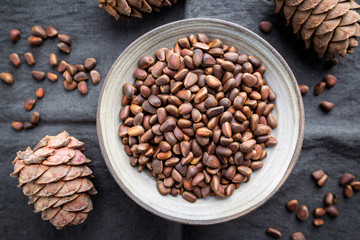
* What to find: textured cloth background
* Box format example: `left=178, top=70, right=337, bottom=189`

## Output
left=0, top=0, right=359, bottom=239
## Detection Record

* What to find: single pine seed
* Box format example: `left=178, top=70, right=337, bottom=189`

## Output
left=319, top=101, right=334, bottom=113
left=313, top=218, right=324, bottom=227
left=24, top=99, right=36, bottom=111
left=9, top=53, right=21, bottom=67
left=11, top=121, right=23, bottom=131
left=314, top=81, right=326, bottom=95
left=46, top=26, right=58, bottom=37
left=296, top=205, right=309, bottom=221
left=9, top=29, right=21, bottom=43
left=0, top=72, right=14, bottom=84
left=32, top=71, right=45, bottom=81
left=286, top=199, right=298, bottom=212
left=47, top=72, right=58, bottom=82
left=298, top=84, right=309, bottom=95
left=259, top=21, right=273, bottom=33
left=323, top=74, right=337, bottom=88
left=49, top=53, right=58, bottom=66
left=266, top=227, right=282, bottom=239
left=24, top=52, right=36, bottom=66
left=35, top=88, right=44, bottom=98
left=29, top=111, right=40, bottom=125
left=291, top=232, right=306, bottom=240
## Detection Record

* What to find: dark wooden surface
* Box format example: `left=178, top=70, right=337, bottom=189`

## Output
left=0, top=0, right=359, bottom=239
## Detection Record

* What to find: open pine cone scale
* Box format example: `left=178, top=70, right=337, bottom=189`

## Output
left=275, top=0, right=360, bottom=58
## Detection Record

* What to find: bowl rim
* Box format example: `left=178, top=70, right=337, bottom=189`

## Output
left=97, top=17, right=305, bottom=225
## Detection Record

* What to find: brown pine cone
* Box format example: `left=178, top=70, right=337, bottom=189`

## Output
left=275, top=0, right=360, bottom=58
left=10, top=131, right=97, bottom=230
left=99, top=0, right=177, bottom=20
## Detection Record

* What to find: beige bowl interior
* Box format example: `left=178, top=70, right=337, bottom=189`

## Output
left=97, top=18, right=304, bottom=225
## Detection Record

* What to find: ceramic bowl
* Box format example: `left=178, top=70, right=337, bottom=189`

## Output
left=97, top=18, right=304, bottom=225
